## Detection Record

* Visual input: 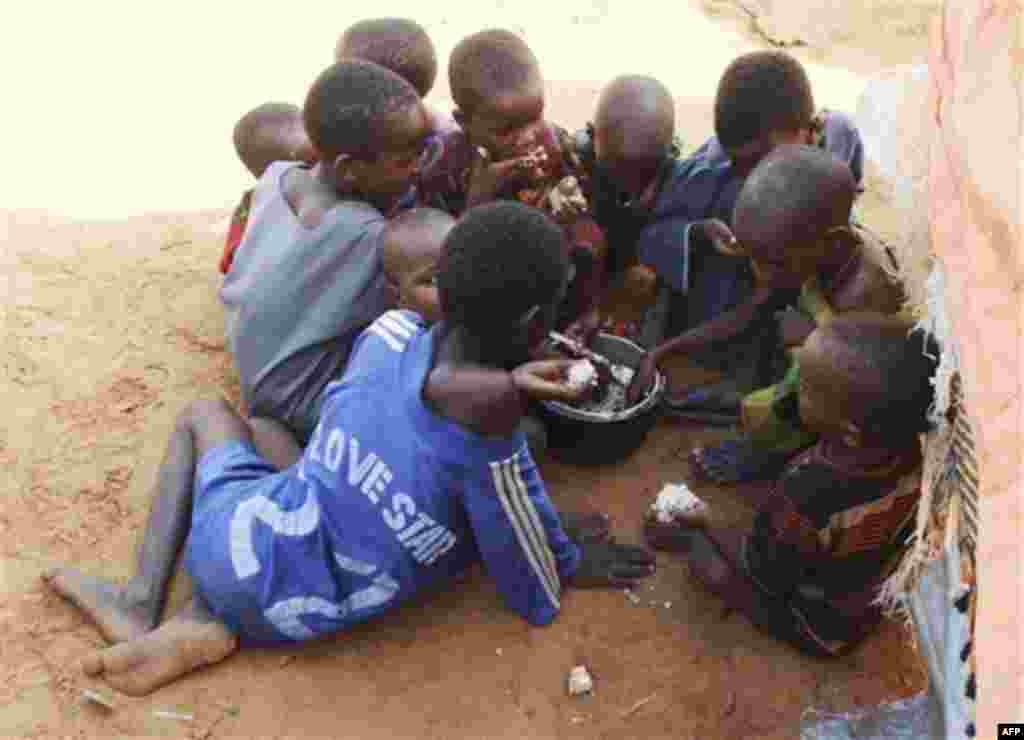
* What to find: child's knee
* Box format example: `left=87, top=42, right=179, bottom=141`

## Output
left=181, top=399, right=235, bottom=425
left=178, top=400, right=249, bottom=451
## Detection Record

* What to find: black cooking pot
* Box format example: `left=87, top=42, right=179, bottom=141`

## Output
left=538, top=333, right=666, bottom=466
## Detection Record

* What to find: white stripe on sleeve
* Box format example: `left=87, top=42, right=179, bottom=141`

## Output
left=368, top=323, right=405, bottom=352
left=379, top=313, right=414, bottom=339
left=490, top=458, right=560, bottom=608
left=390, top=311, right=421, bottom=334
left=507, top=458, right=561, bottom=587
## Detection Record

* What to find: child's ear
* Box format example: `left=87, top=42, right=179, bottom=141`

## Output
left=331, top=153, right=360, bottom=190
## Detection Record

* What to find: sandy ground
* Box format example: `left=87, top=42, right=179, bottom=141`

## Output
left=1, top=1, right=941, bottom=736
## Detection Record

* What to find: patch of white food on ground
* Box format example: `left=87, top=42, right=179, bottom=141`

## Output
left=568, top=665, right=594, bottom=696
left=650, top=483, right=704, bottom=524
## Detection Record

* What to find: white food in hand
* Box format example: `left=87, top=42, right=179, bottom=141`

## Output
left=568, top=359, right=598, bottom=389
left=548, top=175, right=588, bottom=217
left=650, top=483, right=705, bottom=524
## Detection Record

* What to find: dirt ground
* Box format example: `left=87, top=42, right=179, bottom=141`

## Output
left=0, top=214, right=926, bottom=740
left=1, top=2, right=938, bottom=737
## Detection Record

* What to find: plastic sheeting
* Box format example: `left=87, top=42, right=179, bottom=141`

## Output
left=801, top=693, right=939, bottom=740
left=801, top=522, right=974, bottom=740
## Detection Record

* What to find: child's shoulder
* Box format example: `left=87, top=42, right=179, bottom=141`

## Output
left=816, top=109, right=864, bottom=181
left=275, top=164, right=385, bottom=231
left=818, top=108, right=859, bottom=135
left=423, top=362, right=525, bottom=441
left=362, top=310, right=427, bottom=350
left=417, top=127, right=475, bottom=208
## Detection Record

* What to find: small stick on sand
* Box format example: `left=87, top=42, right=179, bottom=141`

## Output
left=621, top=693, right=657, bottom=718
left=153, top=710, right=194, bottom=721
left=80, top=688, right=115, bottom=711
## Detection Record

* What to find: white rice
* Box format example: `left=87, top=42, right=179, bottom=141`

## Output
left=567, top=359, right=598, bottom=389
left=650, top=483, right=704, bottom=524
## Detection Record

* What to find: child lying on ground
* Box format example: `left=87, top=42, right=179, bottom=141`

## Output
left=417, top=29, right=608, bottom=340
left=221, top=61, right=430, bottom=444
left=644, top=313, right=937, bottom=657
left=582, top=53, right=864, bottom=374
left=335, top=17, right=459, bottom=139
left=630, top=146, right=903, bottom=483
left=219, top=103, right=317, bottom=274
left=43, top=201, right=656, bottom=697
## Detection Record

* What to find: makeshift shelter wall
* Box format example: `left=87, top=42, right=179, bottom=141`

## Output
left=924, top=0, right=1023, bottom=731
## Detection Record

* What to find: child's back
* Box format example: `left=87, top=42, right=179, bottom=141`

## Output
left=221, top=60, right=429, bottom=443
left=221, top=162, right=391, bottom=441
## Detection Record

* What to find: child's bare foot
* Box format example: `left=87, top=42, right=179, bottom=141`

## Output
left=42, top=569, right=157, bottom=644
left=81, top=612, right=237, bottom=696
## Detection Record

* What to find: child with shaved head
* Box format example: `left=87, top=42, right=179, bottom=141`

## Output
left=380, top=208, right=454, bottom=324
left=645, top=313, right=936, bottom=657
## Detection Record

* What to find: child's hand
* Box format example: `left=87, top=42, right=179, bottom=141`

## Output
left=511, top=359, right=589, bottom=403
left=559, top=510, right=611, bottom=545
left=568, top=542, right=656, bottom=589
left=466, top=148, right=533, bottom=208
left=627, top=351, right=658, bottom=405
left=564, top=308, right=603, bottom=346
left=697, top=219, right=742, bottom=256
left=775, top=309, right=817, bottom=347
left=547, top=175, right=589, bottom=220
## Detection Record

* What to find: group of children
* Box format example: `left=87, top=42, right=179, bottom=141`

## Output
left=42, top=18, right=939, bottom=695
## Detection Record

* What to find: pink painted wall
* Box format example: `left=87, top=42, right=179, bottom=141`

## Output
left=927, top=0, right=1023, bottom=731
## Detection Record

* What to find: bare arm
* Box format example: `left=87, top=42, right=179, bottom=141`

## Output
left=650, top=282, right=782, bottom=363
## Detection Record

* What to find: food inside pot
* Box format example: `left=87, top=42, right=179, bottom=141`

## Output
left=564, top=359, right=633, bottom=416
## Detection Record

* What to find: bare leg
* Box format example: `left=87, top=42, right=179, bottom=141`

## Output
left=81, top=595, right=237, bottom=697
left=43, top=399, right=251, bottom=644
left=249, top=416, right=302, bottom=471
